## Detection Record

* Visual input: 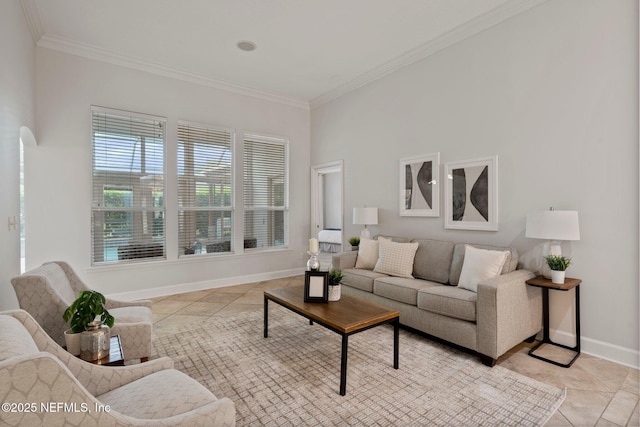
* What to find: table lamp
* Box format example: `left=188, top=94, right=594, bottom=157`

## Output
left=525, top=208, right=580, bottom=278
left=353, top=207, right=378, bottom=240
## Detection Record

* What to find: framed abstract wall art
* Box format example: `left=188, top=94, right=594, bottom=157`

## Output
left=444, top=156, right=498, bottom=231
left=399, top=153, right=440, bottom=217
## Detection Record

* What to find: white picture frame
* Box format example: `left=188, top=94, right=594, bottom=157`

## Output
left=399, top=153, right=440, bottom=217
left=444, top=155, right=498, bottom=231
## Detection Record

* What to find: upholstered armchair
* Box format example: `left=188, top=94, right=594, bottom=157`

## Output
left=11, top=261, right=152, bottom=361
left=0, top=309, right=235, bottom=426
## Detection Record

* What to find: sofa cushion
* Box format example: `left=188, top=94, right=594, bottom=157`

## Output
left=0, top=316, right=39, bottom=361
left=374, top=277, right=439, bottom=306
left=417, top=286, right=478, bottom=322
left=457, top=245, right=510, bottom=292
left=449, top=243, right=518, bottom=286
left=355, top=238, right=379, bottom=269
left=341, top=268, right=389, bottom=293
left=373, top=239, right=419, bottom=278
left=411, top=239, right=456, bottom=284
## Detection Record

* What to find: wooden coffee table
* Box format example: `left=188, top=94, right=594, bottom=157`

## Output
left=264, top=286, right=400, bottom=396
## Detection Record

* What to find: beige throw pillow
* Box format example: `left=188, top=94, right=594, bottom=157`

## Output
left=373, top=239, right=419, bottom=278
left=355, top=238, right=379, bottom=269
left=458, top=245, right=509, bottom=292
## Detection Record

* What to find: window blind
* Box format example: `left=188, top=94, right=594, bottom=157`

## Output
left=243, top=134, right=288, bottom=250
left=178, top=121, right=234, bottom=255
left=91, top=107, right=166, bottom=264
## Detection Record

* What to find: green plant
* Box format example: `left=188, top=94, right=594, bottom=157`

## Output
left=63, top=290, right=115, bottom=333
left=328, top=268, right=344, bottom=286
left=544, top=255, right=572, bottom=271
left=348, top=237, right=360, bottom=247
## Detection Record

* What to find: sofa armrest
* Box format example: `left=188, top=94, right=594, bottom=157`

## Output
left=476, top=270, right=542, bottom=360
left=332, top=251, right=358, bottom=270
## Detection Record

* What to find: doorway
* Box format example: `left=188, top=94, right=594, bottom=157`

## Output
left=311, top=161, right=344, bottom=258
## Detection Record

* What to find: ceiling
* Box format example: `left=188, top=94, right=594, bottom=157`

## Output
left=22, top=0, right=545, bottom=108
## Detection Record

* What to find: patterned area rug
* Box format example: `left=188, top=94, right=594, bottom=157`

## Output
left=152, top=305, right=565, bottom=426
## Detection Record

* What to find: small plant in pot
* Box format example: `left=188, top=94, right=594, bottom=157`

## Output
left=544, top=255, right=572, bottom=284
left=63, top=290, right=115, bottom=358
left=348, top=237, right=360, bottom=251
left=328, top=268, right=344, bottom=301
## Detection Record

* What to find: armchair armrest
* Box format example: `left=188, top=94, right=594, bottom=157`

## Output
left=476, top=269, right=541, bottom=360
left=331, top=251, right=358, bottom=270
left=5, top=309, right=169, bottom=396
left=0, top=353, right=118, bottom=425
left=1, top=353, right=227, bottom=426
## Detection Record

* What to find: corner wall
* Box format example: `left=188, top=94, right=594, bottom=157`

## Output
left=0, top=0, right=36, bottom=310
left=311, top=0, right=639, bottom=366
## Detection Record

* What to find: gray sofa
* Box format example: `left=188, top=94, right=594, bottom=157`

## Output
left=332, top=237, right=542, bottom=366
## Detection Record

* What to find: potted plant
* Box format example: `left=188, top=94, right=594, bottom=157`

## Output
left=544, top=255, right=572, bottom=284
left=348, top=237, right=360, bottom=251
left=328, top=268, right=344, bottom=301
left=63, top=290, right=115, bottom=357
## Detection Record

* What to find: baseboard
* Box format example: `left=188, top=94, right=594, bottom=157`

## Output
left=107, top=267, right=304, bottom=302
left=551, top=329, right=639, bottom=369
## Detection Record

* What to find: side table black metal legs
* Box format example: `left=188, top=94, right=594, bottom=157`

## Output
left=527, top=276, right=581, bottom=368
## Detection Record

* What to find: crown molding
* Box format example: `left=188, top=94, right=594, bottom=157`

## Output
left=36, top=34, right=310, bottom=110
left=23, top=0, right=547, bottom=111
left=310, top=0, right=549, bottom=109
left=19, top=0, right=43, bottom=43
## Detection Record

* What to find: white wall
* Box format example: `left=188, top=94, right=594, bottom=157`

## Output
left=311, top=0, right=639, bottom=367
left=0, top=0, right=36, bottom=310
left=28, top=48, right=310, bottom=298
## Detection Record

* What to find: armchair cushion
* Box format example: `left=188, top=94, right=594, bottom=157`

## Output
left=97, top=369, right=218, bottom=419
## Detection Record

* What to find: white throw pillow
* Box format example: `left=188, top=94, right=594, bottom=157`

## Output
left=458, top=245, right=510, bottom=292
left=373, top=239, right=419, bottom=278
left=355, top=238, right=379, bottom=269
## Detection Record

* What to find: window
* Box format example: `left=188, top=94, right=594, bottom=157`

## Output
left=178, top=122, right=234, bottom=255
left=91, top=107, right=166, bottom=264
left=243, top=134, right=288, bottom=250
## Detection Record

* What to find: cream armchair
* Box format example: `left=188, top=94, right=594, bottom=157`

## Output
left=11, top=261, right=152, bottom=361
left=0, top=309, right=235, bottom=426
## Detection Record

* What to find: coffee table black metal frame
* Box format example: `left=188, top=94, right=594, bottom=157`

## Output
left=264, top=288, right=399, bottom=396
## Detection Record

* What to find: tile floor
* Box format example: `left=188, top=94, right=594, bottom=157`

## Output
left=150, top=275, right=639, bottom=427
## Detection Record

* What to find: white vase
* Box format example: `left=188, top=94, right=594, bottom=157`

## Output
left=550, top=270, right=566, bottom=285
left=328, top=284, right=341, bottom=301
left=64, top=329, right=81, bottom=356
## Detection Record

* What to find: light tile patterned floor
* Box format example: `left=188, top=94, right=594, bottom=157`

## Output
left=151, top=275, right=639, bottom=427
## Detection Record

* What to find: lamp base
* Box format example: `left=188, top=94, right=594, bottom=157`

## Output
left=360, top=228, right=371, bottom=240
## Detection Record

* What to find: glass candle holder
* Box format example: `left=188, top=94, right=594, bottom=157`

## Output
left=306, top=251, right=320, bottom=271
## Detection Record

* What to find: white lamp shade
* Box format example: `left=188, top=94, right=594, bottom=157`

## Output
left=526, top=210, right=580, bottom=241
left=353, top=207, right=378, bottom=225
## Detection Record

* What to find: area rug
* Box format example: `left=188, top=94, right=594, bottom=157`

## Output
left=152, top=305, right=565, bottom=426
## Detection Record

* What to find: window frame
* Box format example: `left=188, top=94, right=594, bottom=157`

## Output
left=177, top=120, right=235, bottom=256
left=90, top=106, right=167, bottom=265
left=243, top=133, right=289, bottom=251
